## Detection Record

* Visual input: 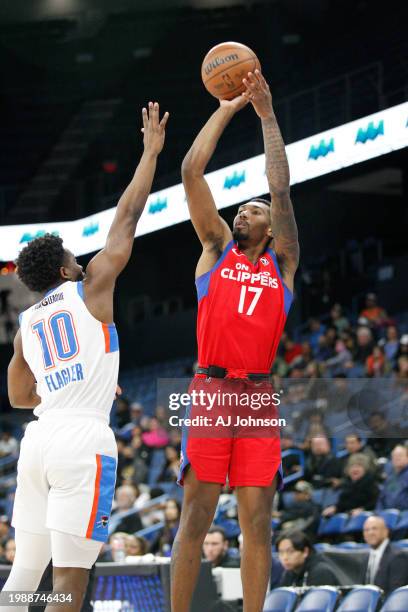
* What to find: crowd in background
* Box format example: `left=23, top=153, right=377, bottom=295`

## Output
left=0, top=294, right=407, bottom=594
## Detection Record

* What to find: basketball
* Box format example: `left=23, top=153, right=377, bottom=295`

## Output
left=201, top=42, right=261, bottom=100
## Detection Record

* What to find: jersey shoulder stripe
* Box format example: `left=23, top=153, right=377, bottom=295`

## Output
left=196, top=240, right=234, bottom=302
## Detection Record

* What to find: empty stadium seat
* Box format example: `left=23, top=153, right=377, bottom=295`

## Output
left=295, top=587, right=339, bottom=611
left=318, top=513, right=348, bottom=536
left=377, top=509, right=400, bottom=530
left=379, top=586, right=408, bottom=611
left=264, top=587, right=298, bottom=612
left=336, top=586, right=382, bottom=612
left=342, top=511, right=372, bottom=534
left=395, top=510, right=408, bottom=532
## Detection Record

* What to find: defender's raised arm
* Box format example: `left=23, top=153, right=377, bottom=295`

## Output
left=243, top=71, right=299, bottom=291
left=86, top=102, right=169, bottom=286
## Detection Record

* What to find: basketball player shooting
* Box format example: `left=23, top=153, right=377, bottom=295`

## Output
left=2, top=103, right=168, bottom=612
left=171, top=71, right=299, bottom=612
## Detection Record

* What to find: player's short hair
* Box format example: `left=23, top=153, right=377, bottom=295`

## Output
left=16, top=233, right=65, bottom=293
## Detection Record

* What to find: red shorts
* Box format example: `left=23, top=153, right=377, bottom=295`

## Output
left=177, top=376, right=283, bottom=488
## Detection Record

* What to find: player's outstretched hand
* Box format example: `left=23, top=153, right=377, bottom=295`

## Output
left=219, top=93, right=249, bottom=113
left=242, top=70, right=273, bottom=120
left=141, top=102, right=169, bottom=155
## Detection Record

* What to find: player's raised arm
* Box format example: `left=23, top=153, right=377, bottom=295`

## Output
left=8, top=329, right=41, bottom=409
left=243, top=71, right=299, bottom=291
left=85, top=102, right=169, bottom=287
left=182, top=96, right=247, bottom=253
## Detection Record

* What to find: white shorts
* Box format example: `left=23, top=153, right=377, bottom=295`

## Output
left=12, top=413, right=117, bottom=543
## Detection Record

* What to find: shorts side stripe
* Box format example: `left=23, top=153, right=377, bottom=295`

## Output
left=86, top=454, right=102, bottom=539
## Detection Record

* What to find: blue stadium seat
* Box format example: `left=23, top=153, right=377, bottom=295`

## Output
left=295, top=587, right=339, bottom=611
left=264, top=587, right=298, bottom=612
left=318, top=513, right=348, bottom=536
left=214, top=518, right=241, bottom=538
left=336, top=541, right=370, bottom=550
left=135, top=521, right=165, bottom=543
left=336, top=586, right=382, bottom=612
left=395, top=510, right=408, bottom=532
left=377, top=509, right=400, bottom=530
left=342, top=511, right=372, bottom=534
left=379, top=586, right=408, bottom=611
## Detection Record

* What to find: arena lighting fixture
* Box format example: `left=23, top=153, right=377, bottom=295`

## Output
left=0, top=101, right=407, bottom=261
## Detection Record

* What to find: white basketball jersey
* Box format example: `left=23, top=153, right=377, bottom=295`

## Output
left=19, top=281, right=119, bottom=422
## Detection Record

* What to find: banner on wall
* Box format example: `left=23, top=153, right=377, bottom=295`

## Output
left=1, top=101, right=407, bottom=261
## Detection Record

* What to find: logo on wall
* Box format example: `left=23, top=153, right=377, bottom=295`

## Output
left=355, top=120, right=384, bottom=144
left=223, top=170, right=246, bottom=190
left=19, top=230, right=59, bottom=244
left=148, top=198, right=167, bottom=214
left=82, top=222, right=99, bottom=237
left=308, top=138, right=334, bottom=160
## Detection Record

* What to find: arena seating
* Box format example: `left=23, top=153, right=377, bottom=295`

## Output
left=295, top=586, right=339, bottom=611
left=336, top=586, right=382, bottom=612
left=263, top=587, right=298, bottom=612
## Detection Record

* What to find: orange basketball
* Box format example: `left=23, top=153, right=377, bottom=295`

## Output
left=201, top=41, right=261, bottom=100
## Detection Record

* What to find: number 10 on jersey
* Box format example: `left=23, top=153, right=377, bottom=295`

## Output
left=32, top=311, right=79, bottom=369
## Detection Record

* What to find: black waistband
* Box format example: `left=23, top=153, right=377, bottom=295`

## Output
left=196, top=365, right=270, bottom=381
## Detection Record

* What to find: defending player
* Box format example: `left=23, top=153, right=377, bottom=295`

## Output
left=2, top=103, right=168, bottom=612
left=171, top=71, right=299, bottom=611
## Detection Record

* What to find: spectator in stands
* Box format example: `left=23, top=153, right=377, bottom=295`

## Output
left=376, top=445, right=408, bottom=511
left=306, top=318, right=326, bottom=354
left=396, top=334, right=408, bottom=360
left=366, top=345, right=390, bottom=377
left=329, top=304, right=350, bottom=334
left=337, top=434, right=377, bottom=479
left=303, top=412, right=332, bottom=448
left=304, top=437, right=341, bottom=487
left=363, top=515, right=408, bottom=594
left=158, top=445, right=180, bottom=482
left=126, top=534, right=148, bottom=557
left=367, top=411, right=406, bottom=457
left=323, top=339, right=353, bottom=377
left=360, top=293, right=387, bottom=327
left=322, top=453, right=379, bottom=517
left=275, top=481, right=320, bottom=535
left=0, top=430, right=18, bottom=457
left=354, top=327, right=375, bottom=366
left=277, top=531, right=339, bottom=587
left=0, top=538, right=15, bottom=565
left=110, top=485, right=143, bottom=533
left=142, top=417, right=170, bottom=449
left=114, top=397, right=131, bottom=429
left=202, top=526, right=240, bottom=568
left=394, top=355, right=408, bottom=392
left=315, top=334, right=335, bottom=362
left=132, top=484, right=151, bottom=511
left=155, top=498, right=181, bottom=555
left=282, top=334, right=303, bottom=365
left=155, top=405, right=169, bottom=429
left=281, top=428, right=302, bottom=479
left=129, top=402, right=144, bottom=426
left=130, top=429, right=151, bottom=484
left=382, top=325, right=400, bottom=366
left=0, top=515, right=11, bottom=547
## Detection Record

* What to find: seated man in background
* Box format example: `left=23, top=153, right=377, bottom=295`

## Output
left=277, top=531, right=339, bottom=587
left=376, top=444, right=408, bottom=511
left=274, top=480, right=320, bottom=535
left=363, top=515, right=408, bottom=594
left=304, top=436, right=342, bottom=488
left=110, top=485, right=143, bottom=533
left=202, top=526, right=240, bottom=568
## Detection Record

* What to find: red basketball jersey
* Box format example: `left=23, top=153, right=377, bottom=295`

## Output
left=196, top=241, right=293, bottom=372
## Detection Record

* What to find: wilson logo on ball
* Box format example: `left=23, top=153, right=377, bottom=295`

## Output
left=203, top=53, right=240, bottom=76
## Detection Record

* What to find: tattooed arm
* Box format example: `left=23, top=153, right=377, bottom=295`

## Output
left=243, top=70, right=299, bottom=292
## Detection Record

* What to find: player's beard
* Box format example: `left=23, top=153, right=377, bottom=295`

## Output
left=232, top=227, right=249, bottom=242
